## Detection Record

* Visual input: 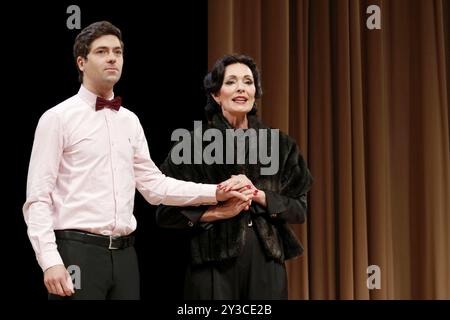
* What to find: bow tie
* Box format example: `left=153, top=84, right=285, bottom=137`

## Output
left=95, top=96, right=122, bottom=111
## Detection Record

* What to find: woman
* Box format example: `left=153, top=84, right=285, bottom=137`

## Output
left=156, top=54, right=313, bottom=299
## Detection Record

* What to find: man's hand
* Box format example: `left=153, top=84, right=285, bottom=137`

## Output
left=44, top=264, right=74, bottom=297
left=201, top=197, right=251, bottom=222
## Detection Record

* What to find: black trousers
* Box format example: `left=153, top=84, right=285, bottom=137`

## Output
left=48, top=238, right=140, bottom=300
left=184, top=224, right=288, bottom=299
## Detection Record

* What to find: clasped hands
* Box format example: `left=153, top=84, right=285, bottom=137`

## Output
left=207, top=174, right=266, bottom=222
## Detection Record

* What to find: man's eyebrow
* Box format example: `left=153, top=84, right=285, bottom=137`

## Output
left=92, top=46, right=123, bottom=51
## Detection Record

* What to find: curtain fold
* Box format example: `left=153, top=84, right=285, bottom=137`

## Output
left=208, top=0, right=450, bottom=299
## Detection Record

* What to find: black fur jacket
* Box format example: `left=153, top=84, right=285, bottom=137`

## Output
left=156, top=113, right=313, bottom=266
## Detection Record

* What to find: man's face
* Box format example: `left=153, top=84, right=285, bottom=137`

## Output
left=77, top=35, right=123, bottom=87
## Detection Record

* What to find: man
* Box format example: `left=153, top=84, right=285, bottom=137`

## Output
left=23, top=21, right=251, bottom=300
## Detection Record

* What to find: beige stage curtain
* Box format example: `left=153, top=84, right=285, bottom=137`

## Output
left=208, top=0, right=450, bottom=299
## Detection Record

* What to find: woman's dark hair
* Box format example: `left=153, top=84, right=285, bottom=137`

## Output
left=73, top=21, right=124, bottom=83
left=204, top=54, right=262, bottom=120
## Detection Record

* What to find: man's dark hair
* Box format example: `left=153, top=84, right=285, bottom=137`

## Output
left=73, top=21, right=124, bottom=82
left=204, top=54, right=263, bottom=121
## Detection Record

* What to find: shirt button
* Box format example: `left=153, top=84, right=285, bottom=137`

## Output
left=187, top=221, right=194, bottom=227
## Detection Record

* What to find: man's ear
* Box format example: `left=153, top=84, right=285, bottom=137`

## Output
left=211, top=93, right=220, bottom=105
left=76, top=56, right=86, bottom=72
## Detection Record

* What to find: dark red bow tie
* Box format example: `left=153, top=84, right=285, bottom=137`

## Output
left=95, top=96, right=122, bottom=111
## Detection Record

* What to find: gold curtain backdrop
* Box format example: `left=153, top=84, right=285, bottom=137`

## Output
left=208, top=0, right=450, bottom=299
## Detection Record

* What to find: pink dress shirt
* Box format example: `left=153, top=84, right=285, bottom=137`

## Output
left=23, top=85, right=218, bottom=271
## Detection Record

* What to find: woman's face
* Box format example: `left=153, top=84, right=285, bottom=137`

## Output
left=212, top=63, right=256, bottom=117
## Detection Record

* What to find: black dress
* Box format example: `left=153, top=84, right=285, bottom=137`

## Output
left=156, top=113, right=313, bottom=299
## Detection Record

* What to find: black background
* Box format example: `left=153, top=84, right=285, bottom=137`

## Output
left=6, top=0, right=207, bottom=300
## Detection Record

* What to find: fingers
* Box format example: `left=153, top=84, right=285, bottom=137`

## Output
left=217, top=177, right=234, bottom=191
left=220, top=187, right=255, bottom=206
left=44, top=267, right=74, bottom=297
left=238, top=187, right=259, bottom=204
left=232, top=200, right=249, bottom=213
left=218, top=174, right=254, bottom=192
left=234, top=198, right=251, bottom=208
left=222, top=179, right=242, bottom=192
left=55, top=282, right=67, bottom=297
left=217, top=188, right=250, bottom=202
left=220, top=198, right=253, bottom=219
left=227, top=182, right=251, bottom=192
left=62, top=273, right=75, bottom=296
left=228, top=190, right=251, bottom=202
left=239, top=201, right=249, bottom=211
left=44, top=279, right=56, bottom=295
left=241, top=199, right=252, bottom=211
left=239, top=188, right=254, bottom=197
left=225, top=177, right=252, bottom=191
left=46, top=278, right=67, bottom=296
left=66, top=273, right=75, bottom=293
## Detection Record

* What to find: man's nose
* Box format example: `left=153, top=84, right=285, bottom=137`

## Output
left=106, top=52, right=116, bottom=62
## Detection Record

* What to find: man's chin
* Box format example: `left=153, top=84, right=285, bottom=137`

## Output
left=104, top=76, right=121, bottom=85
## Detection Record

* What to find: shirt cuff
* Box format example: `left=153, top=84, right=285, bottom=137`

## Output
left=38, top=250, right=64, bottom=272
left=199, top=184, right=218, bottom=205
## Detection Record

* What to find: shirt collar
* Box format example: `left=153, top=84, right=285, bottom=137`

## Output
left=78, top=85, right=115, bottom=109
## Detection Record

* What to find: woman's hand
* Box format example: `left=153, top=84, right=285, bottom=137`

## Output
left=216, top=175, right=258, bottom=202
left=219, top=174, right=267, bottom=207
left=218, top=174, right=255, bottom=192
left=200, top=196, right=252, bottom=223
